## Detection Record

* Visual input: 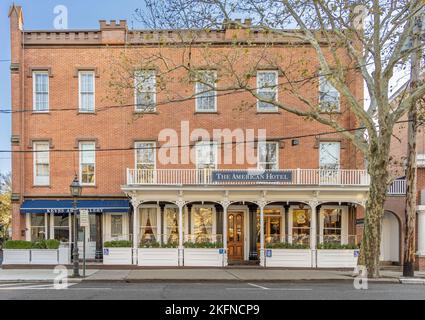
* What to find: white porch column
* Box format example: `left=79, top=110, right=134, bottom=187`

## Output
left=130, top=196, right=143, bottom=265
left=309, top=200, right=319, bottom=268
left=257, top=198, right=267, bottom=267
left=176, top=197, right=186, bottom=267
left=221, top=198, right=230, bottom=267
left=418, top=209, right=425, bottom=256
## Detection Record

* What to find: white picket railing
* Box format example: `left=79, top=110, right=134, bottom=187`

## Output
left=387, top=179, right=406, bottom=195
left=126, top=168, right=370, bottom=186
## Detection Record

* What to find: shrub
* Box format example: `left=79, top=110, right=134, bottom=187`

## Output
left=30, top=239, right=60, bottom=249
left=139, top=241, right=178, bottom=248
left=44, top=239, right=60, bottom=249
left=317, top=243, right=359, bottom=249
left=4, top=240, right=32, bottom=249
left=103, top=240, right=132, bottom=248
left=183, top=241, right=223, bottom=248
left=265, top=242, right=309, bottom=249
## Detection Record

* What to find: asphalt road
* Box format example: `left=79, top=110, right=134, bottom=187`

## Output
left=0, top=281, right=424, bottom=300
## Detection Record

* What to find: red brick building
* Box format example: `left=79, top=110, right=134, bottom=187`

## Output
left=8, top=5, right=371, bottom=267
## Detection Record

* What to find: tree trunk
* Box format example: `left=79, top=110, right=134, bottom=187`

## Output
left=359, top=139, right=390, bottom=278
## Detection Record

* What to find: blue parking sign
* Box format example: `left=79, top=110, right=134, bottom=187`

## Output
left=103, top=248, right=109, bottom=256
left=266, top=249, right=272, bottom=258
left=219, top=248, right=225, bottom=254
left=354, top=250, right=359, bottom=257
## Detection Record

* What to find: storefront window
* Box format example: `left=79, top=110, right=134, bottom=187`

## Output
left=192, top=207, right=213, bottom=242
left=256, top=209, right=282, bottom=244
left=111, top=214, right=123, bottom=238
left=322, top=208, right=342, bottom=243
left=30, top=215, right=46, bottom=241
left=165, top=207, right=184, bottom=244
left=140, top=208, right=157, bottom=244
left=292, top=209, right=310, bottom=245
left=53, top=214, right=69, bottom=242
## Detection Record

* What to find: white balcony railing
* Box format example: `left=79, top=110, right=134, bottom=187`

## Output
left=126, top=168, right=370, bottom=186
left=387, top=179, right=406, bottom=195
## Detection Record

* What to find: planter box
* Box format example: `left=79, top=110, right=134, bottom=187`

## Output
left=265, top=249, right=312, bottom=268
left=138, top=248, right=179, bottom=266
left=103, top=247, right=132, bottom=265
left=58, top=246, right=70, bottom=265
left=2, top=249, right=31, bottom=265
left=31, top=249, right=59, bottom=265
left=316, top=249, right=359, bottom=268
left=184, top=248, right=224, bottom=267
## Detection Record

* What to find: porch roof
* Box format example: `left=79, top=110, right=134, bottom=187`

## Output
left=20, top=199, right=130, bottom=214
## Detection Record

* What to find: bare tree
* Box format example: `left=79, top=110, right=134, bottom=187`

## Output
left=108, top=0, right=425, bottom=277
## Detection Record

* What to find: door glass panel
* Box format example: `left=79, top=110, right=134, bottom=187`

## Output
left=236, top=214, right=242, bottom=242
left=228, top=214, right=234, bottom=242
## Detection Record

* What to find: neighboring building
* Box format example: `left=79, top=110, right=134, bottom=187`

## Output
left=8, top=5, right=370, bottom=267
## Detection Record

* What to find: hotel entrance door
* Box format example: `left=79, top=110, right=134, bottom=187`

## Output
left=227, top=211, right=244, bottom=261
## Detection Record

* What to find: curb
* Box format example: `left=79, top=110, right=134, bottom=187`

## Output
left=399, top=277, right=425, bottom=284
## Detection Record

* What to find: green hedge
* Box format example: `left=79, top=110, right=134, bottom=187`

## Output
left=104, top=240, right=132, bottom=248
left=4, top=240, right=32, bottom=249
left=183, top=241, right=223, bottom=248
left=265, top=242, right=309, bottom=249
left=4, top=239, right=60, bottom=249
left=139, top=241, right=178, bottom=248
left=317, top=243, right=359, bottom=249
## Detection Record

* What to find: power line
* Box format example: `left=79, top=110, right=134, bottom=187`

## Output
left=0, top=119, right=411, bottom=155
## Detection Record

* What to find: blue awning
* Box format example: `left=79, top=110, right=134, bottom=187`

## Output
left=20, top=199, right=130, bottom=214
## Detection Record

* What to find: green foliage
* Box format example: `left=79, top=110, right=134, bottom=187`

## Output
left=4, top=240, right=32, bottom=249
left=183, top=241, right=223, bottom=248
left=317, top=243, right=359, bottom=250
left=0, top=173, right=11, bottom=242
left=139, top=241, right=178, bottom=248
left=31, top=239, right=60, bottom=249
left=265, top=242, right=310, bottom=249
left=104, top=240, right=132, bottom=248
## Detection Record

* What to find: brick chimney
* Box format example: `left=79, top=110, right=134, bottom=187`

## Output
left=99, top=19, right=128, bottom=44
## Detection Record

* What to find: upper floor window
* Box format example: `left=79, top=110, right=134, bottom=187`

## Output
left=135, top=70, right=156, bottom=112
left=135, top=141, right=156, bottom=170
left=319, top=76, right=340, bottom=112
left=79, top=141, right=96, bottom=185
left=195, top=70, right=217, bottom=112
left=258, top=141, right=278, bottom=169
left=33, top=71, right=49, bottom=112
left=319, top=142, right=340, bottom=170
left=195, top=141, right=217, bottom=169
left=79, top=71, right=95, bottom=112
left=33, top=141, right=50, bottom=186
left=257, top=71, right=278, bottom=112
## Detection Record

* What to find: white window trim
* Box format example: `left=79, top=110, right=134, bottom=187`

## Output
left=134, top=70, right=157, bottom=112
left=79, top=141, right=96, bottom=186
left=78, top=71, right=95, bottom=112
left=195, top=141, right=218, bottom=170
left=134, top=141, right=156, bottom=170
left=26, top=213, right=47, bottom=241
left=256, top=70, right=279, bottom=112
left=319, top=205, right=348, bottom=244
left=319, top=141, right=341, bottom=169
left=103, top=212, right=129, bottom=241
left=288, top=205, right=311, bottom=244
left=32, top=71, right=49, bottom=112
left=257, top=141, right=279, bottom=169
left=257, top=205, right=285, bottom=243
left=138, top=205, right=161, bottom=240
left=49, top=212, right=71, bottom=242
left=318, top=75, right=340, bottom=112
left=195, top=70, right=217, bottom=112
left=33, top=141, right=50, bottom=186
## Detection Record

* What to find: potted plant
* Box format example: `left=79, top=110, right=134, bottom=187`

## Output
left=103, top=240, right=133, bottom=265
left=183, top=241, right=225, bottom=267
left=2, top=240, right=32, bottom=264
left=30, top=239, right=60, bottom=265
left=316, top=243, right=359, bottom=268
left=265, top=242, right=312, bottom=268
left=138, top=240, right=179, bottom=267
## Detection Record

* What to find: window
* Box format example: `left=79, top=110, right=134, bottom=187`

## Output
left=110, top=214, right=123, bottom=238
left=165, top=207, right=184, bottom=244
left=139, top=208, right=158, bottom=244
left=192, top=207, right=214, bottom=242
left=258, top=141, right=278, bottom=169
left=135, top=142, right=156, bottom=170
left=53, top=214, right=69, bottom=242
left=33, top=141, right=50, bottom=186
left=135, top=70, right=156, bottom=112
left=30, top=215, right=46, bottom=241
left=319, top=142, right=340, bottom=169
left=195, top=141, right=217, bottom=169
left=79, top=71, right=95, bottom=112
left=257, top=71, right=278, bottom=112
left=195, top=70, right=216, bottom=112
left=291, top=209, right=310, bottom=245
left=256, top=208, right=282, bottom=244
left=33, top=71, right=49, bottom=112
left=79, top=141, right=95, bottom=185
left=319, top=76, right=340, bottom=112
left=321, top=208, right=342, bottom=244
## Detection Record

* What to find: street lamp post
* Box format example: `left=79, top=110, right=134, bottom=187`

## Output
left=70, top=175, right=82, bottom=278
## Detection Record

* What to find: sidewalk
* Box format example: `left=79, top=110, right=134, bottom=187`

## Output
left=1, top=267, right=422, bottom=283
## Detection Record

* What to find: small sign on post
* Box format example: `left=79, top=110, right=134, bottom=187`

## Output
left=79, top=209, right=89, bottom=227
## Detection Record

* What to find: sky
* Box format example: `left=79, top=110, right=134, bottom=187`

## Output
left=0, top=0, right=145, bottom=174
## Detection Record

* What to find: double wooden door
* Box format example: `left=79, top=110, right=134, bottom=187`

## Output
left=227, top=211, right=244, bottom=261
